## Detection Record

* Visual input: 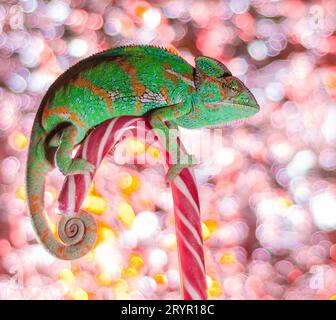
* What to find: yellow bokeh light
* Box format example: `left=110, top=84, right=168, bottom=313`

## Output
left=69, top=287, right=89, bottom=300
left=118, top=172, right=139, bottom=195
left=208, top=280, right=222, bottom=298
left=88, top=182, right=97, bottom=195
left=134, top=2, right=149, bottom=18
left=154, top=273, right=166, bottom=284
left=122, top=267, right=138, bottom=278
left=117, top=201, right=135, bottom=228
left=59, top=268, right=76, bottom=285
left=113, top=279, right=128, bottom=291
left=204, top=219, right=219, bottom=234
left=147, top=145, right=160, bottom=159
left=129, top=253, right=144, bottom=269
left=82, top=194, right=108, bottom=215
left=12, top=132, right=28, bottom=149
left=220, top=253, right=236, bottom=265
left=329, top=295, right=336, bottom=300
left=97, top=225, right=115, bottom=244
left=97, top=271, right=112, bottom=286
left=126, top=138, right=146, bottom=155
left=201, top=222, right=210, bottom=240
left=16, top=185, right=26, bottom=201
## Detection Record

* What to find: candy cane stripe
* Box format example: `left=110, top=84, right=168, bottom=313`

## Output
left=81, top=132, right=90, bottom=160
left=114, top=118, right=139, bottom=141
left=177, top=230, right=205, bottom=274
left=175, top=208, right=203, bottom=248
left=173, top=176, right=200, bottom=215
left=83, top=173, right=91, bottom=195
left=96, top=119, right=116, bottom=166
left=183, top=275, right=202, bottom=300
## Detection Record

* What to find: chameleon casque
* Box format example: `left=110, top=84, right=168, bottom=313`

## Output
left=26, top=45, right=260, bottom=260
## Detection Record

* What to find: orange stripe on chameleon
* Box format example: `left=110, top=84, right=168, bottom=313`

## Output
left=163, top=62, right=171, bottom=69
left=113, top=58, right=147, bottom=114
left=164, top=70, right=179, bottom=84
left=182, top=70, right=194, bottom=82
left=31, top=194, right=40, bottom=215
left=57, top=246, right=65, bottom=257
left=160, top=83, right=171, bottom=104
left=136, top=101, right=142, bottom=113
left=115, top=58, right=147, bottom=97
left=220, top=90, right=228, bottom=100
left=42, top=106, right=87, bottom=129
left=84, top=242, right=92, bottom=251
left=40, top=229, right=49, bottom=243
left=206, top=93, right=215, bottom=99
left=73, top=77, right=113, bottom=114
left=163, top=62, right=182, bottom=85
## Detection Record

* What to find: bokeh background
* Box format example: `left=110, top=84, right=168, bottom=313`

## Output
left=0, top=0, right=336, bottom=300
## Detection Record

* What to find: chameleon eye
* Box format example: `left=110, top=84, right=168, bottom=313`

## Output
left=223, top=80, right=241, bottom=97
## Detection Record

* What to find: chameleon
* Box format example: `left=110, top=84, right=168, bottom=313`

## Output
left=26, top=45, right=260, bottom=260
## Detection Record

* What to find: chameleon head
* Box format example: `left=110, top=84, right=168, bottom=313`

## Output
left=186, top=56, right=260, bottom=128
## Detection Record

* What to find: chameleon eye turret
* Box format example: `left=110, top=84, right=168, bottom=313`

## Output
left=176, top=55, right=259, bottom=129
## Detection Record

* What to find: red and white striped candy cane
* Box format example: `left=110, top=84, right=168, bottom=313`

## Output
left=58, top=116, right=207, bottom=300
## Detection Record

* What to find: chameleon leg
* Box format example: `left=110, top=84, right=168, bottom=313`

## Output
left=149, top=102, right=196, bottom=180
left=55, top=124, right=95, bottom=176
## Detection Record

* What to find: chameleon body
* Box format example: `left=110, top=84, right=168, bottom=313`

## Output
left=26, top=45, right=259, bottom=260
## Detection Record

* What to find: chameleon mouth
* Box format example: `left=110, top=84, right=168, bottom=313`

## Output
left=204, top=119, right=246, bottom=129
left=204, top=101, right=260, bottom=111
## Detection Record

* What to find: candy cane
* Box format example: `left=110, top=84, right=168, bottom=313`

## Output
left=58, top=116, right=207, bottom=300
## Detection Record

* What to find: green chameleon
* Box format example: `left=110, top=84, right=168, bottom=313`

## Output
left=26, top=45, right=259, bottom=259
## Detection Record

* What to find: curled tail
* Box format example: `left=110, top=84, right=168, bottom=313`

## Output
left=26, top=118, right=97, bottom=260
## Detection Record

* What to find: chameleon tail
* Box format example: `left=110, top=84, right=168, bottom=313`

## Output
left=26, top=119, right=97, bottom=260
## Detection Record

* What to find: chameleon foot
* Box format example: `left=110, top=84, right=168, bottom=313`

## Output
left=61, top=159, right=95, bottom=176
